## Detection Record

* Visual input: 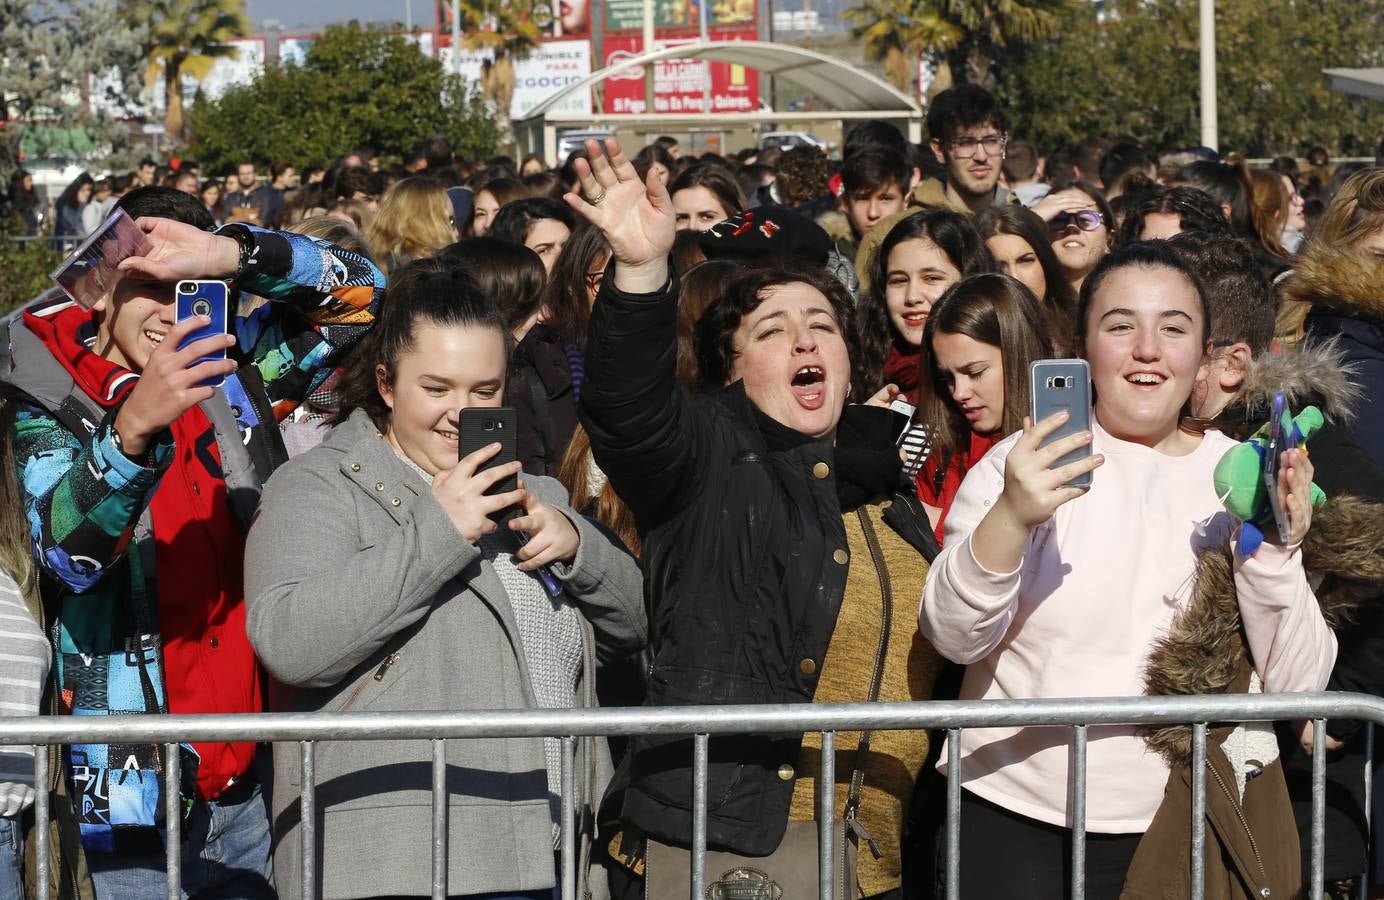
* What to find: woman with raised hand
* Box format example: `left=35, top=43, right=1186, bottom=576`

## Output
left=244, top=258, right=645, bottom=900
left=919, top=241, right=1336, bottom=899
left=1032, top=180, right=1115, bottom=293
left=571, top=137, right=945, bottom=900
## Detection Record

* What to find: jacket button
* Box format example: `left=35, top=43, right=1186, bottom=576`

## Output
left=209, top=636, right=219, bottom=649
left=812, top=462, right=830, bottom=479
left=832, top=549, right=848, bottom=565
left=351, top=463, right=361, bottom=472
left=799, top=658, right=817, bottom=675
left=375, top=482, right=385, bottom=491
left=777, top=764, right=794, bottom=781
left=192, top=483, right=200, bottom=495
left=391, top=497, right=401, bottom=507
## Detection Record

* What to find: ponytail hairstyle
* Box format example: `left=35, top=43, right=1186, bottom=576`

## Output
left=337, top=257, right=510, bottom=433
left=858, top=208, right=995, bottom=395
left=921, top=273, right=1054, bottom=458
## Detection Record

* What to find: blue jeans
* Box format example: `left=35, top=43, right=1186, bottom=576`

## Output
left=86, top=783, right=274, bottom=900
left=0, top=816, right=23, bottom=900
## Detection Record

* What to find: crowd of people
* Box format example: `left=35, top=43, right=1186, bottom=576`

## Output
left=0, top=81, right=1383, bottom=900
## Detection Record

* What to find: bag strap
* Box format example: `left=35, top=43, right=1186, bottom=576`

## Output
left=842, top=506, right=893, bottom=859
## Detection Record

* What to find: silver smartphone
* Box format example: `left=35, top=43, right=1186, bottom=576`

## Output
left=1029, top=359, right=1093, bottom=488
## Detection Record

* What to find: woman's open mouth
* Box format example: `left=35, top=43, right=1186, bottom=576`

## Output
left=790, top=365, right=827, bottom=409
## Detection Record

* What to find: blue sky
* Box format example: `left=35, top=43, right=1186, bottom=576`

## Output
left=244, top=0, right=425, bottom=31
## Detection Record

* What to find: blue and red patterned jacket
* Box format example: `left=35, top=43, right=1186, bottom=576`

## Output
left=1, top=225, right=384, bottom=854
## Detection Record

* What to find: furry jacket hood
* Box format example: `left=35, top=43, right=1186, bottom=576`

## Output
left=1276, top=244, right=1384, bottom=345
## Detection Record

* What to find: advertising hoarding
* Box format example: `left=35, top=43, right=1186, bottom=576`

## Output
left=600, top=33, right=758, bottom=114
left=437, top=39, right=593, bottom=117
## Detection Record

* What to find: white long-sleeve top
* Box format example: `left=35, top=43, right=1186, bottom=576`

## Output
left=919, top=423, right=1337, bottom=832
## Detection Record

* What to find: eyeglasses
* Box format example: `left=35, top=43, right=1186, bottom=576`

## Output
left=946, top=134, right=1007, bottom=159
left=1048, top=210, right=1106, bottom=232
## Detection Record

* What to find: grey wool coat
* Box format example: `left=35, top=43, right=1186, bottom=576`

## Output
left=244, top=410, right=646, bottom=899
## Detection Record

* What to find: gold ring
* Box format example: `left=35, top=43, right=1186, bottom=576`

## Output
left=590, top=188, right=607, bottom=205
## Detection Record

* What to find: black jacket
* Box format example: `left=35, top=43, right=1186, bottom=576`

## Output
left=581, top=272, right=936, bottom=856
left=510, top=323, right=579, bottom=477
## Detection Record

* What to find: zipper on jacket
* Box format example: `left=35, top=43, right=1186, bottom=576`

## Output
left=340, top=652, right=401, bottom=712
left=1206, top=753, right=1270, bottom=894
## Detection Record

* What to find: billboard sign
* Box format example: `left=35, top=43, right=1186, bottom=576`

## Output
left=605, top=0, right=756, bottom=32
left=437, top=39, right=593, bottom=117
left=601, top=33, right=758, bottom=114
left=438, top=0, right=588, bottom=40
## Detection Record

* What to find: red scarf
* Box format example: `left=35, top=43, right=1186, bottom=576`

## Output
left=882, top=342, right=924, bottom=405
left=23, top=304, right=139, bottom=408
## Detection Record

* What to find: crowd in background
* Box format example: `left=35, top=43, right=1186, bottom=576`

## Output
left=0, top=83, right=1383, bottom=900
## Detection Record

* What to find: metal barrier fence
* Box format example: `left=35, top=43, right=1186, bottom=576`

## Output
left=1, top=691, right=1379, bottom=900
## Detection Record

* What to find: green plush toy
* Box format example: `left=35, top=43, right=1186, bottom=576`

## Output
left=1212, top=400, right=1327, bottom=555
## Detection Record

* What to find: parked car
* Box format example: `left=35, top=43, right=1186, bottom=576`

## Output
left=760, top=130, right=832, bottom=153
left=556, top=128, right=616, bottom=163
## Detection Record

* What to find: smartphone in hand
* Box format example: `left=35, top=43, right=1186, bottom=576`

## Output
left=174, top=280, right=230, bottom=388
left=1262, top=392, right=1295, bottom=539
left=1030, top=359, right=1093, bottom=488
left=459, top=406, right=520, bottom=523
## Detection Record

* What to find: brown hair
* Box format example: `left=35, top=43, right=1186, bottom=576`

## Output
left=0, top=393, right=38, bottom=617
left=555, top=425, right=641, bottom=558
left=922, top=273, right=1054, bottom=458
left=1308, top=167, right=1384, bottom=253
left=1247, top=167, right=1289, bottom=256
left=365, top=176, right=456, bottom=273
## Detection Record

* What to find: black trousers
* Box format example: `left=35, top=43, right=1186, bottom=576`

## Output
left=948, top=791, right=1143, bottom=900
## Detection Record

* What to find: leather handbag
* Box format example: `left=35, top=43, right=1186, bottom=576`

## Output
left=642, top=507, right=896, bottom=899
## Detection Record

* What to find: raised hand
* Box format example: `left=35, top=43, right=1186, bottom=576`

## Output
left=431, top=443, right=527, bottom=544
left=564, top=137, right=676, bottom=294
left=117, top=217, right=241, bottom=282
left=113, top=315, right=238, bottom=456
left=1031, top=189, right=1098, bottom=224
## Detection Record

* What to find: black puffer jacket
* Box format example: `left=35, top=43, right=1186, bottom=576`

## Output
left=581, top=273, right=937, bottom=856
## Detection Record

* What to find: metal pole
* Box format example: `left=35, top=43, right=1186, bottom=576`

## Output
left=818, top=730, right=836, bottom=900
left=1311, top=719, right=1328, bottom=900
left=1198, top=0, right=1217, bottom=151
left=561, top=737, right=576, bottom=900
left=692, top=734, right=709, bottom=900
left=1071, top=725, right=1087, bottom=900
left=643, top=0, right=656, bottom=112
left=451, top=0, right=462, bottom=76
left=405, top=0, right=412, bottom=31
left=432, top=739, right=448, bottom=900
left=1191, top=724, right=1207, bottom=900
left=945, top=730, right=961, bottom=900
left=699, top=0, right=711, bottom=116
left=164, top=744, right=182, bottom=900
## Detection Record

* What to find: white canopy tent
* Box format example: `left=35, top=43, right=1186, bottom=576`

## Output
left=516, top=40, right=923, bottom=161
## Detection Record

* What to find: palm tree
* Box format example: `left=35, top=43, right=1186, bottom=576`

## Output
left=127, top=0, right=250, bottom=138
left=939, top=0, right=1072, bottom=86
left=456, top=0, right=548, bottom=146
left=843, top=0, right=962, bottom=94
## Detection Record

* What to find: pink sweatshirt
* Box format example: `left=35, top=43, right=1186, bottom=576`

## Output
left=919, top=423, right=1336, bottom=833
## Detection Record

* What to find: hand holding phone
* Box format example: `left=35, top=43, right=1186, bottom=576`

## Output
left=432, top=440, right=526, bottom=543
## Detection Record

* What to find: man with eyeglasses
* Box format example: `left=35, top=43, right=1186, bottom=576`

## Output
left=915, top=85, right=1015, bottom=216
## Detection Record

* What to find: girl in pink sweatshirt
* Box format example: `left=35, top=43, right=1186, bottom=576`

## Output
left=919, top=241, right=1336, bottom=898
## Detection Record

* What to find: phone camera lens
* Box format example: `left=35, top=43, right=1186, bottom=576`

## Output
left=192, top=299, right=211, bottom=317
left=178, top=282, right=195, bottom=294
left=483, top=421, right=494, bottom=432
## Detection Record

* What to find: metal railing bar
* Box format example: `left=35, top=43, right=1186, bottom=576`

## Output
left=300, top=740, right=316, bottom=900
left=2, top=693, right=1380, bottom=744
left=1362, top=722, right=1375, bottom=900
left=818, top=730, right=836, bottom=900
left=945, top=728, right=960, bottom=900
left=691, top=734, right=708, bottom=900
left=1071, top=724, right=1087, bottom=900
left=33, top=747, right=49, bottom=900
left=164, top=742, right=181, bottom=900
left=1191, top=723, right=1207, bottom=900
left=1311, top=718, right=1327, bottom=899
left=432, top=738, right=448, bottom=900
left=560, top=735, right=576, bottom=900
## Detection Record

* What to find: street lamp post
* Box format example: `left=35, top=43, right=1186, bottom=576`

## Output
left=1199, top=0, right=1217, bottom=151
left=452, top=0, right=462, bottom=76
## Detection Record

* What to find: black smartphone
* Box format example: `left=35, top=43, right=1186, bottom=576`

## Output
left=1029, top=359, right=1094, bottom=488
left=459, top=406, right=519, bottom=522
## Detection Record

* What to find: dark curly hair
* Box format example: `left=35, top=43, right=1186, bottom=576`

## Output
left=694, top=262, right=860, bottom=397
left=858, top=208, right=995, bottom=396
left=1116, top=185, right=1233, bottom=246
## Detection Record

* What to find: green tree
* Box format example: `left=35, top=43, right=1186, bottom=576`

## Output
left=125, top=0, right=251, bottom=139
left=939, top=0, right=1073, bottom=87
left=455, top=0, right=549, bottom=144
left=185, top=23, right=501, bottom=171
left=996, top=0, right=1383, bottom=157
left=842, top=0, right=961, bottom=92
left=0, top=0, right=147, bottom=168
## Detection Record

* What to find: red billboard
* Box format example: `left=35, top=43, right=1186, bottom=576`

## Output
left=601, top=33, right=759, bottom=114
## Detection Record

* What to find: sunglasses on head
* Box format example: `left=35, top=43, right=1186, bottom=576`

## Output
left=1049, top=210, right=1106, bottom=232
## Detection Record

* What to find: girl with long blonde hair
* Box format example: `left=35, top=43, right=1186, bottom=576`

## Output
left=364, top=176, right=458, bottom=272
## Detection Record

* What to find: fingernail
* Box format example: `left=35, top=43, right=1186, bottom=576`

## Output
left=1057, top=411, right=1069, bottom=421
